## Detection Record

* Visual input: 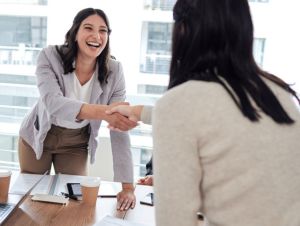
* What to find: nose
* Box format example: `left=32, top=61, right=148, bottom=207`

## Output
left=93, top=30, right=100, bottom=40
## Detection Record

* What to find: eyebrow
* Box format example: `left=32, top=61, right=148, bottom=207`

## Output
left=83, top=23, right=107, bottom=29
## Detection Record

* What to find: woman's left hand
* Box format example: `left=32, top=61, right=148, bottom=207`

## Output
left=116, top=184, right=136, bottom=211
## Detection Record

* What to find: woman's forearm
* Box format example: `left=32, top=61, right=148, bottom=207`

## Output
left=77, top=103, right=137, bottom=131
left=77, top=103, right=108, bottom=120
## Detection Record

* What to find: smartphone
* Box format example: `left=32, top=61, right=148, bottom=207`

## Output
left=66, top=182, right=118, bottom=198
left=140, top=192, right=154, bottom=206
left=66, top=183, right=82, bottom=196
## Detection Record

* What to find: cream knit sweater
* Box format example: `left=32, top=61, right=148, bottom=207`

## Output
left=152, top=80, right=300, bottom=226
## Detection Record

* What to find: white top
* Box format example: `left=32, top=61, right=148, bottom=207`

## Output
left=0, top=170, right=12, bottom=177
left=152, top=80, right=300, bottom=226
left=56, top=72, right=96, bottom=129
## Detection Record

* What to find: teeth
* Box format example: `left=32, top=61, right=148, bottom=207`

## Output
left=87, top=42, right=100, bottom=47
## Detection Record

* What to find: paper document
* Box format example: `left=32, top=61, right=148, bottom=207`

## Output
left=10, top=173, right=122, bottom=196
left=10, top=173, right=53, bottom=195
left=94, top=215, right=149, bottom=226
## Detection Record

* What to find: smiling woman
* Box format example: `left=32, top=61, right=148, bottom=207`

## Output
left=18, top=8, right=136, bottom=211
left=75, top=14, right=110, bottom=70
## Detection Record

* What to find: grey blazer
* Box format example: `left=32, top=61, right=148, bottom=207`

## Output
left=19, top=45, right=133, bottom=182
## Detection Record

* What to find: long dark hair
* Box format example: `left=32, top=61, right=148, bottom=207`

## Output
left=56, top=8, right=112, bottom=84
left=169, top=0, right=299, bottom=123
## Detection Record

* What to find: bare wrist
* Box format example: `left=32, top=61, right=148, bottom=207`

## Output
left=122, top=183, right=135, bottom=191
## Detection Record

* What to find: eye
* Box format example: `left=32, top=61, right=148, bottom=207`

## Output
left=99, top=28, right=108, bottom=34
left=84, top=26, right=92, bottom=31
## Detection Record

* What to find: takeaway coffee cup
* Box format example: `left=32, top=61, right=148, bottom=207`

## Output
left=80, top=177, right=101, bottom=206
left=0, top=170, right=12, bottom=203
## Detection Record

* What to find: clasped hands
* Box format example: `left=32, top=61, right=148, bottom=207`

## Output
left=105, top=102, right=142, bottom=132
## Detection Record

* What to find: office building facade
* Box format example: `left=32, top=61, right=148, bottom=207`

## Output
left=0, top=0, right=299, bottom=179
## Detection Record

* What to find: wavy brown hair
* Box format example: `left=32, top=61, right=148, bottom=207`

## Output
left=56, top=8, right=112, bottom=84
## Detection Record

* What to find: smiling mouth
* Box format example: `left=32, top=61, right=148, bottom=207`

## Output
left=86, top=41, right=100, bottom=48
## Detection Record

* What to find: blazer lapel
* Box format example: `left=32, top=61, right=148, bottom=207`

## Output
left=90, top=68, right=103, bottom=104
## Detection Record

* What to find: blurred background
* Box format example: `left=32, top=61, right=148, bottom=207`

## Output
left=0, top=0, right=299, bottom=180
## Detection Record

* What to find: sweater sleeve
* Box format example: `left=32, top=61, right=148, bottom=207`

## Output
left=152, top=94, right=203, bottom=226
left=141, top=105, right=153, bottom=124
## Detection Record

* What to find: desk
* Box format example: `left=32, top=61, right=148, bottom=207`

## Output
left=125, top=185, right=155, bottom=225
left=3, top=194, right=125, bottom=226
left=5, top=174, right=203, bottom=226
left=4, top=174, right=155, bottom=226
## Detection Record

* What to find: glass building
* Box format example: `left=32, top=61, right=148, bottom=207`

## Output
left=0, top=0, right=299, bottom=179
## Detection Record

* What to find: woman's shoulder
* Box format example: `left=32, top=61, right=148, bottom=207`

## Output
left=36, top=45, right=63, bottom=74
left=107, top=56, right=121, bottom=68
left=158, top=81, right=219, bottom=103
left=107, top=57, right=124, bottom=78
left=40, top=45, right=58, bottom=54
left=155, top=80, right=227, bottom=118
left=38, top=45, right=61, bottom=62
left=155, top=81, right=202, bottom=112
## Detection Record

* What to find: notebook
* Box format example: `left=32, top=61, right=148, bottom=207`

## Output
left=0, top=171, right=48, bottom=226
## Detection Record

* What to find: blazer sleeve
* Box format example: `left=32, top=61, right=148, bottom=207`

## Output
left=110, top=130, right=133, bottom=183
left=36, top=48, right=83, bottom=121
left=108, top=60, right=133, bottom=183
left=107, top=61, right=126, bottom=104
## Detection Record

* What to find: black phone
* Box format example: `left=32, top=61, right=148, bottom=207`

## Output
left=140, top=192, right=154, bottom=206
left=66, top=183, right=82, bottom=196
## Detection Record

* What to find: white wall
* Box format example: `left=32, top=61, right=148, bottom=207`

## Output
left=251, top=1, right=300, bottom=93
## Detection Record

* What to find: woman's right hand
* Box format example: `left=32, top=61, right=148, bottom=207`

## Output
left=77, top=102, right=137, bottom=131
left=137, top=175, right=153, bottom=186
left=105, top=105, right=144, bottom=131
left=104, top=112, right=137, bottom=131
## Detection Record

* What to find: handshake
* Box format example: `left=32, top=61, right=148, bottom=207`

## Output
left=105, top=103, right=144, bottom=132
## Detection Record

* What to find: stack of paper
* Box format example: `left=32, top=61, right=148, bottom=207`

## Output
left=95, top=215, right=150, bottom=226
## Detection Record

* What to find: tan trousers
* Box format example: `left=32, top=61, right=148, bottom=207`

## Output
left=18, top=124, right=90, bottom=175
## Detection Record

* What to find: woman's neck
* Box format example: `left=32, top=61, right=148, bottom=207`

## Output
left=75, top=55, right=96, bottom=85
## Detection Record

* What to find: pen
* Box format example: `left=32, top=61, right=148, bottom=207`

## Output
left=61, top=192, right=79, bottom=201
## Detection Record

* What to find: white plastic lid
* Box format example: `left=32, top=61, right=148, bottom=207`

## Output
left=80, top=177, right=101, bottom=187
left=0, top=169, right=12, bottom=177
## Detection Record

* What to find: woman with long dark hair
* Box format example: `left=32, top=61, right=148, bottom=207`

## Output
left=18, top=8, right=136, bottom=211
left=152, top=0, right=300, bottom=225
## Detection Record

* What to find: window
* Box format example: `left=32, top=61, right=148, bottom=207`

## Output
left=0, top=16, right=46, bottom=66
left=132, top=147, right=152, bottom=178
left=138, top=84, right=167, bottom=95
left=0, top=74, right=36, bottom=85
left=144, top=0, right=176, bottom=11
left=140, top=22, right=172, bottom=74
left=253, top=38, right=265, bottom=67
left=0, top=16, right=47, bottom=48
left=0, top=73, right=38, bottom=123
left=0, top=0, right=47, bottom=5
left=249, top=0, right=269, bottom=2
left=0, top=134, right=19, bottom=171
left=0, top=1, right=298, bottom=180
